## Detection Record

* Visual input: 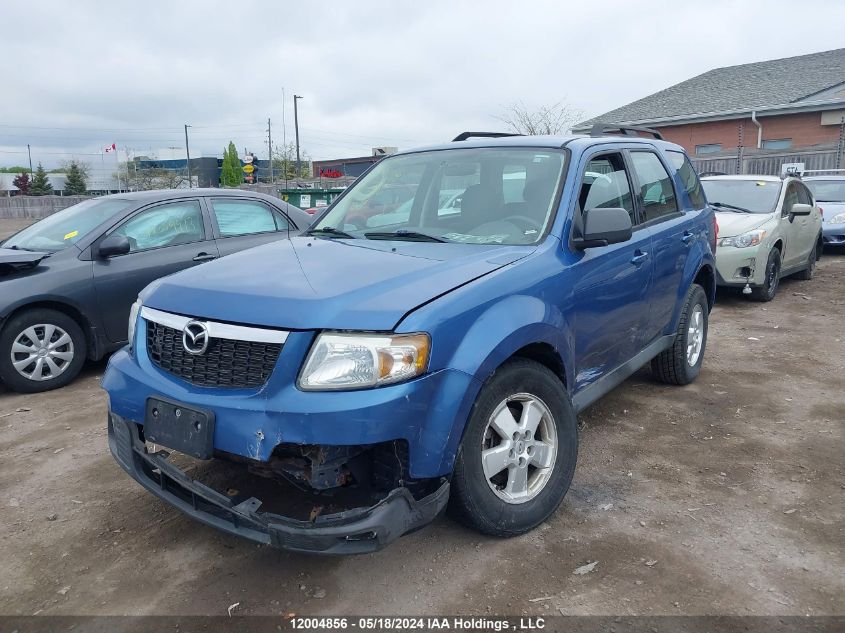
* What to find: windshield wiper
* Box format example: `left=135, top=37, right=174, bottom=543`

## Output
left=364, top=229, right=450, bottom=243
left=305, top=226, right=356, bottom=239
left=710, top=201, right=753, bottom=213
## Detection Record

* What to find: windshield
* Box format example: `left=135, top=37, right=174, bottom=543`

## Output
left=313, top=148, right=566, bottom=245
left=701, top=179, right=781, bottom=214
left=805, top=180, right=845, bottom=202
left=3, top=198, right=134, bottom=252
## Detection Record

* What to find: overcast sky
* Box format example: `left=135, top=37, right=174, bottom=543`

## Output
left=2, top=0, right=844, bottom=171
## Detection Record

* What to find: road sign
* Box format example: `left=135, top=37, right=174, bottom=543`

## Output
left=243, top=164, right=255, bottom=174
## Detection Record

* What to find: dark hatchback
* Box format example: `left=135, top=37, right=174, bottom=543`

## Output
left=0, top=189, right=311, bottom=393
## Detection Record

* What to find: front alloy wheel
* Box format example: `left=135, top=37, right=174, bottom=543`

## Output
left=482, top=394, right=557, bottom=504
left=449, top=359, right=578, bottom=537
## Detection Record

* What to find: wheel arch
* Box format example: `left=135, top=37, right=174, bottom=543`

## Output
left=693, top=263, right=716, bottom=311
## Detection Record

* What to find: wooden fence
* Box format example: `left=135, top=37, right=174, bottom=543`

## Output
left=0, top=196, right=92, bottom=219
left=692, top=143, right=844, bottom=176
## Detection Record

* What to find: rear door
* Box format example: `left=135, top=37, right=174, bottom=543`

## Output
left=569, top=149, right=654, bottom=392
left=627, top=149, right=690, bottom=341
left=92, top=198, right=218, bottom=343
left=208, top=197, right=293, bottom=257
left=780, top=182, right=803, bottom=269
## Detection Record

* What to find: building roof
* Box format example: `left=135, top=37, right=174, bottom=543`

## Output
left=574, top=48, right=845, bottom=130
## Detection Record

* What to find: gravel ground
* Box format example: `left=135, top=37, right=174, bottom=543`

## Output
left=0, top=217, right=843, bottom=617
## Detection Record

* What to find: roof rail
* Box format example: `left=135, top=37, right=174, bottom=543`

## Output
left=590, top=123, right=663, bottom=140
left=452, top=132, right=522, bottom=142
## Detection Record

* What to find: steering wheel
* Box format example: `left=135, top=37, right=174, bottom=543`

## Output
left=503, top=215, right=542, bottom=234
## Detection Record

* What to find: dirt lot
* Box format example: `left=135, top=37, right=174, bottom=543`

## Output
left=0, top=217, right=843, bottom=618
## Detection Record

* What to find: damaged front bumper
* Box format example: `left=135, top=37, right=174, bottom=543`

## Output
left=108, top=412, right=450, bottom=554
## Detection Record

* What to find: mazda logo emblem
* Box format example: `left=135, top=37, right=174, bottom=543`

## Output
left=182, top=320, right=209, bottom=355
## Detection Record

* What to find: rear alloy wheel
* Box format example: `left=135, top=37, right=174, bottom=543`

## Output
left=449, top=359, right=578, bottom=537
left=0, top=309, right=86, bottom=393
left=751, top=248, right=781, bottom=302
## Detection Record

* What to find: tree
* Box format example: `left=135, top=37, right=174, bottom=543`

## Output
left=12, top=172, right=30, bottom=195
left=119, top=164, right=188, bottom=191
left=271, top=142, right=312, bottom=180
left=494, top=100, right=584, bottom=136
left=220, top=141, right=242, bottom=187
left=0, top=166, right=31, bottom=173
left=28, top=163, right=53, bottom=196
left=64, top=160, right=88, bottom=195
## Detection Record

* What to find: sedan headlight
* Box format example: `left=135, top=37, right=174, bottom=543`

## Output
left=719, top=229, right=767, bottom=248
left=830, top=212, right=845, bottom=224
left=127, top=299, right=142, bottom=350
left=299, top=332, right=430, bottom=390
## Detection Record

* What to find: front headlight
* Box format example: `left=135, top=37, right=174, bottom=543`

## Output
left=830, top=212, right=845, bottom=224
left=127, top=299, right=142, bottom=350
left=299, top=332, right=430, bottom=390
left=719, top=229, right=767, bottom=248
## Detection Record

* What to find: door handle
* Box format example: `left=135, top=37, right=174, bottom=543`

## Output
left=630, top=251, right=649, bottom=265
left=682, top=231, right=695, bottom=244
left=193, top=252, right=216, bottom=262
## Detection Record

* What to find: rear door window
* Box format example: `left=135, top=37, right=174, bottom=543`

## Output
left=667, top=151, right=707, bottom=210
left=210, top=199, right=288, bottom=237
left=629, top=151, right=680, bottom=222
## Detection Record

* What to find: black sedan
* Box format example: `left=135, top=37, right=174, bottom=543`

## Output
left=0, top=189, right=312, bottom=393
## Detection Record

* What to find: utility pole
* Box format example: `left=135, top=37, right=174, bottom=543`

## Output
left=27, top=144, right=33, bottom=177
left=267, top=117, right=274, bottom=184
left=294, top=94, right=303, bottom=180
left=282, top=87, right=288, bottom=188
left=184, top=124, right=192, bottom=188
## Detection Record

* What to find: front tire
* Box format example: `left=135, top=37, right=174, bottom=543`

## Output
left=651, top=283, right=708, bottom=386
left=0, top=309, right=86, bottom=393
left=751, top=248, right=781, bottom=302
left=449, top=359, right=578, bottom=537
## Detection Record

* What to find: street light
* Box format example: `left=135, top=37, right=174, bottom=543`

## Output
left=184, top=124, right=192, bottom=188
left=293, top=95, right=303, bottom=179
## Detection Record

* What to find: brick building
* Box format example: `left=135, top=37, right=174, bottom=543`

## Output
left=573, top=48, right=845, bottom=160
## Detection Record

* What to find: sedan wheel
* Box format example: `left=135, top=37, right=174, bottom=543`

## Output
left=11, top=324, right=75, bottom=382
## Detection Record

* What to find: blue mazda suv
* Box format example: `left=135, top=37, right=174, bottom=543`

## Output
left=103, top=126, right=717, bottom=554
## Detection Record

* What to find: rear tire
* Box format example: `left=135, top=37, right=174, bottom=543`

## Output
left=750, top=248, right=781, bottom=302
left=651, top=284, right=708, bottom=386
left=449, top=359, right=577, bottom=537
left=0, top=308, right=86, bottom=393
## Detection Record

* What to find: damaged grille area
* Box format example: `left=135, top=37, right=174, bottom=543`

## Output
left=146, top=320, right=282, bottom=388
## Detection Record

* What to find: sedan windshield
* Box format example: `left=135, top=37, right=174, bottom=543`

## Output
left=313, top=148, right=566, bottom=245
left=805, top=180, right=845, bottom=202
left=3, top=198, right=133, bottom=252
left=701, top=179, right=781, bottom=214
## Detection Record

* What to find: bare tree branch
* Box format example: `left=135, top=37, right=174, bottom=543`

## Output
left=494, top=101, right=584, bottom=136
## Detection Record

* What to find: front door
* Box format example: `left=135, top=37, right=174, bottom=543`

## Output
left=92, top=199, right=218, bottom=343
left=570, top=150, right=654, bottom=393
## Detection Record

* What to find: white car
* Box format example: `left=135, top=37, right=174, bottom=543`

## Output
left=701, top=175, right=823, bottom=301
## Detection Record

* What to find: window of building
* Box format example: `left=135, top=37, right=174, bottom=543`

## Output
left=695, top=144, right=722, bottom=155
left=762, top=138, right=792, bottom=150
left=667, top=151, right=707, bottom=210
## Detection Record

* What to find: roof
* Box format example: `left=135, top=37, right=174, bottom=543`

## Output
left=402, top=133, right=683, bottom=154
left=574, top=48, right=845, bottom=130
left=701, top=175, right=783, bottom=182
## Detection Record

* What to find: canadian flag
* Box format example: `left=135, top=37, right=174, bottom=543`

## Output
left=104, top=143, right=116, bottom=152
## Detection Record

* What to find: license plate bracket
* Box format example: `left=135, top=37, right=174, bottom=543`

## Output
left=144, top=397, right=215, bottom=460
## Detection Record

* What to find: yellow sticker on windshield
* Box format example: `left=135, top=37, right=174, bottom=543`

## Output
left=63, top=230, right=79, bottom=240
left=756, top=181, right=766, bottom=186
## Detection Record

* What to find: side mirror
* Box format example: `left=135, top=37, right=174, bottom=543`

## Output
left=98, top=234, right=131, bottom=258
left=574, top=207, right=633, bottom=249
left=790, top=203, right=812, bottom=217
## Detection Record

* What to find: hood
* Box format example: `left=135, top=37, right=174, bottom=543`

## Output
left=0, top=247, right=49, bottom=267
left=715, top=212, right=772, bottom=238
left=142, top=236, right=533, bottom=330
left=820, top=201, right=845, bottom=224
left=0, top=248, right=50, bottom=276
